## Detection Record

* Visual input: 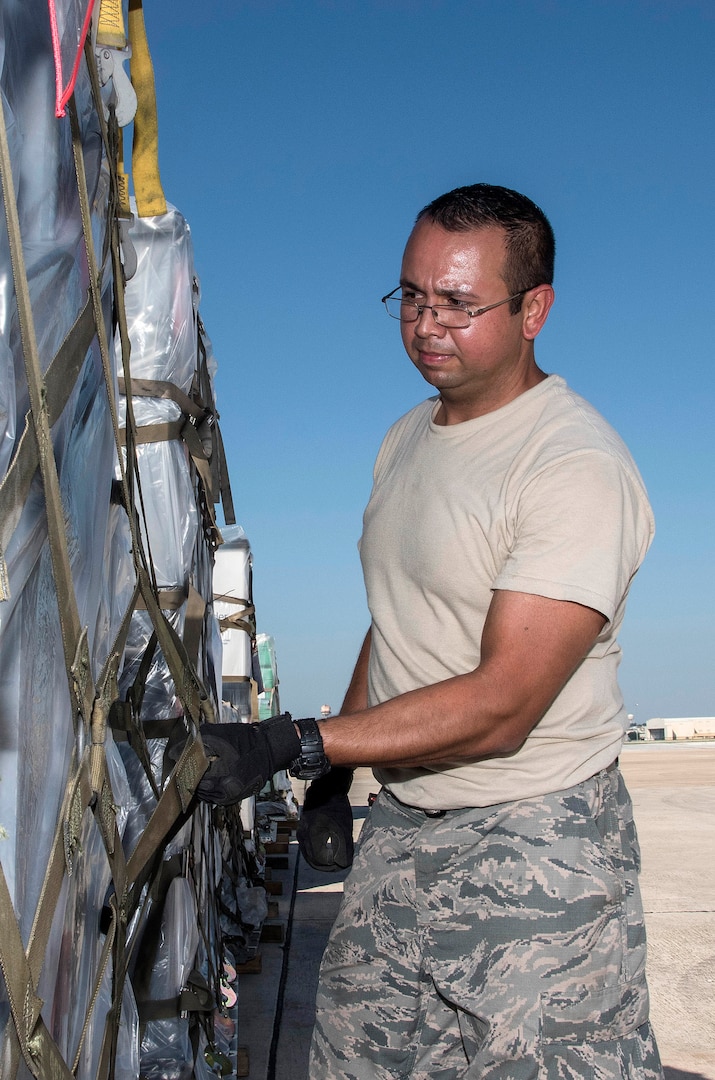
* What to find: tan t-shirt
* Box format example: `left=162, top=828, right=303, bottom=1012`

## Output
left=361, top=375, right=654, bottom=808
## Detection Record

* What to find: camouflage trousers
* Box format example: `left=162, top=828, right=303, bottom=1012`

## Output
left=310, top=764, right=663, bottom=1079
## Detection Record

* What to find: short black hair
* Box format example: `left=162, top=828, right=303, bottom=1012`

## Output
left=416, top=183, right=555, bottom=312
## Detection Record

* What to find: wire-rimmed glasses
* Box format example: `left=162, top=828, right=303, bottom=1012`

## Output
left=381, top=286, right=531, bottom=329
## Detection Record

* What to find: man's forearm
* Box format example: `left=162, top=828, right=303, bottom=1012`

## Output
left=320, top=668, right=511, bottom=769
left=319, top=592, right=606, bottom=770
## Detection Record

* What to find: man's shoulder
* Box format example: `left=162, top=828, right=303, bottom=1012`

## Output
left=530, top=377, right=635, bottom=458
left=521, top=377, right=652, bottom=510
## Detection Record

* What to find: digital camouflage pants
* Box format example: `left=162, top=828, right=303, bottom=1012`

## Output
left=310, top=764, right=663, bottom=1079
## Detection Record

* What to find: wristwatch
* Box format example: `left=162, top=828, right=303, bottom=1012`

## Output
left=289, top=717, right=330, bottom=780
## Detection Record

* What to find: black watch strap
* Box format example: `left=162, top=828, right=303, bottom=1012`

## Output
left=289, top=717, right=330, bottom=780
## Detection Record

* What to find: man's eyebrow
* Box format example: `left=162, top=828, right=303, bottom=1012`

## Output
left=399, top=277, right=481, bottom=300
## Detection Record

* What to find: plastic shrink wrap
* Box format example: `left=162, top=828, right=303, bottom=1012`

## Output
left=0, top=4, right=249, bottom=1077
left=115, top=203, right=231, bottom=1079
left=0, top=6, right=121, bottom=1075
left=214, top=525, right=254, bottom=720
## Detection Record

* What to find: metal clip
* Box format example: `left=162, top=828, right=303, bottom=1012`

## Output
left=95, top=46, right=137, bottom=127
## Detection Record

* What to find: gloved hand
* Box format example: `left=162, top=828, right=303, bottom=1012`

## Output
left=196, top=714, right=301, bottom=805
left=297, top=767, right=354, bottom=871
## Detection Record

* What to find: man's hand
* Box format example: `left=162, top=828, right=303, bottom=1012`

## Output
left=196, top=715, right=301, bottom=805
left=297, top=767, right=354, bottom=871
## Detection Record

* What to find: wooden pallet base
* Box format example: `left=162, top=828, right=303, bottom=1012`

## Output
left=260, top=921, right=285, bottom=944
left=235, top=954, right=262, bottom=975
left=236, top=1046, right=250, bottom=1077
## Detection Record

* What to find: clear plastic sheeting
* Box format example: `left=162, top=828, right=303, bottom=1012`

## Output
left=0, top=2, right=118, bottom=1055
left=114, top=201, right=230, bottom=1078
left=119, top=201, right=199, bottom=393
left=139, top=877, right=200, bottom=1080
left=1, top=4, right=252, bottom=1076
left=116, top=202, right=208, bottom=724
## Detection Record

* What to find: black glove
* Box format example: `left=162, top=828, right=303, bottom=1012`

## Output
left=297, top=767, right=354, bottom=872
left=196, top=714, right=301, bottom=805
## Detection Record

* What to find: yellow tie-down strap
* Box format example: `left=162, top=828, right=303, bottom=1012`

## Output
left=128, top=0, right=167, bottom=217
left=96, top=0, right=127, bottom=49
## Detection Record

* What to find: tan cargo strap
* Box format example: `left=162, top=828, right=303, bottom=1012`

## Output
left=110, top=707, right=186, bottom=742
left=137, top=969, right=215, bottom=1023
left=0, top=865, right=76, bottom=1079
left=118, top=412, right=224, bottom=547
left=216, top=597, right=257, bottom=641
left=127, top=0, right=166, bottom=217
left=0, top=292, right=95, bottom=599
left=197, top=325, right=236, bottom=527
left=135, top=587, right=188, bottom=611
left=0, top=89, right=94, bottom=733
left=118, top=375, right=212, bottom=422
left=125, top=735, right=207, bottom=907
left=183, top=584, right=208, bottom=670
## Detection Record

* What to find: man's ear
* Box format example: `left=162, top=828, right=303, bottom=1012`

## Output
left=522, top=285, right=555, bottom=340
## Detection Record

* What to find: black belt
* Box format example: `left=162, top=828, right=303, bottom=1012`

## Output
left=382, top=787, right=453, bottom=818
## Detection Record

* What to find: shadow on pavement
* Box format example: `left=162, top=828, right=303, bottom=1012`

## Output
left=664, top=1069, right=712, bottom=1080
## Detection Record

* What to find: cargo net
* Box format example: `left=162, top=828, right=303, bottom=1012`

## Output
left=0, top=4, right=274, bottom=1077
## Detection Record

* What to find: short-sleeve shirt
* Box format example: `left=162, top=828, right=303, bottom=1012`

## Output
left=360, top=375, right=654, bottom=808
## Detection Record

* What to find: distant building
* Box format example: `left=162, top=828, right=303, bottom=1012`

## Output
left=634, top=717, right=715, bottom=741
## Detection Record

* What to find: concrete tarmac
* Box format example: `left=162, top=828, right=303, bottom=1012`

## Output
left=238, top=744, right=715, bottom=1080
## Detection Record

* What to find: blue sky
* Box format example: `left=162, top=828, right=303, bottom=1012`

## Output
left=140, top=0, right=714, bottom=723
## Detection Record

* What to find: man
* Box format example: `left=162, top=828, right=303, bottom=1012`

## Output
left=198, top=184, right=663, bottom=1079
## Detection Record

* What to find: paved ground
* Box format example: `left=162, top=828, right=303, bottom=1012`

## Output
left=239, top=743, right=715, bottom=1080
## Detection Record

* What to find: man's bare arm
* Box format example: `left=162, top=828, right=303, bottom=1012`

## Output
left=320, top=591, right=606, bottom=768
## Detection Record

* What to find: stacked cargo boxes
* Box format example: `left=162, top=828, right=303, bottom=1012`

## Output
left=0, top=4, right=289, bottom=1077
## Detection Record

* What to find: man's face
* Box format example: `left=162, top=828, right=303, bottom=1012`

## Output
left=399, top=220, right=541, bottom=417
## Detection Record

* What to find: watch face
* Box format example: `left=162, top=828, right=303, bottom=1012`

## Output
left=290, top=717, right=331, bottom=779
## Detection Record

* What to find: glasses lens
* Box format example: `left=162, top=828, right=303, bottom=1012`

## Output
left=385, top=297, right=415, bottom=320
left=383, top=295, right=471, bottom=327
left=433, top=306, right=470, bottom=328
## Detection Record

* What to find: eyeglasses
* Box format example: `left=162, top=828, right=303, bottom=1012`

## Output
left=381, top=286, right=530, bottom=329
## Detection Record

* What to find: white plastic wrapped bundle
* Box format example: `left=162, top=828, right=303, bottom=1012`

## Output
left=116, top=202, right=203, bottom=722
left=214, top=525, right=253, bottom=708
left=113, top=203, right=228, bottom=1078
left=256, top=632, right=280, bottom=720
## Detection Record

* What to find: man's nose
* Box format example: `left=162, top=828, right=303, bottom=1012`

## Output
left=413, top=305, right=446, bottom=336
